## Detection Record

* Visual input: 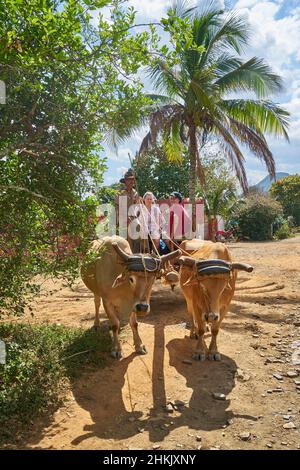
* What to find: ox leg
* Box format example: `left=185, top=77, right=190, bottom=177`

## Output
left=186, top=298, right=198, bottom=339
left=208, top=322, right=221, bottom=361
left=192, top=320, right=208, bottom=361
left=208, top=306, right=228, bottom=361
left=103, top=300, right=122, bottom=359
left=93, top=294, right=101, bottom=331
left=130, top=312, right=147, bottom=355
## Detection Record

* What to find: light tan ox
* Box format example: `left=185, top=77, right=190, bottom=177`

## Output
left=81, top=236, right=180, bottom=358
left=179, top=239, right=253, bottom=361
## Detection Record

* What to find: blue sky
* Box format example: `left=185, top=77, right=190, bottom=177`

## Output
left=100, top=0, right=300, bottom=186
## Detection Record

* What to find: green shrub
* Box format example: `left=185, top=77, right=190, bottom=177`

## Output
left=0, top=323, right=111, bottom=446
left=236, top=193, right=283, bottom=241
left=270, top=174, right=300, bottom=225
left=274, top=222, right=291, bottom=240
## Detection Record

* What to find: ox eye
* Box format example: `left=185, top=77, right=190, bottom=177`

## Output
left=129, top=277, right=135, bottom=284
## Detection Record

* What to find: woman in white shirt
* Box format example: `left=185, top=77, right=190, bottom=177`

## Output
left=138, top=191, right=163, bottom=252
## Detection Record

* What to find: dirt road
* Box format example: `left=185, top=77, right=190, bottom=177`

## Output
left=18, top=238, right=300, bottom=449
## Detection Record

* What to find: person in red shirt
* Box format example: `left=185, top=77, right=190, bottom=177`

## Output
left=167, top=191, right=191, bottom=250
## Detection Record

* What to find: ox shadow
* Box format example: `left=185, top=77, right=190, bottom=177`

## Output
left=70, top=352, right=141, bottom=446
left=147, top=336, right=238, bottom=442
left=66, top=332, right=240, bottom=446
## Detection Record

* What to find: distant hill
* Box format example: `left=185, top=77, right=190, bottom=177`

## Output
left=253, top=172, right=289, bottom=192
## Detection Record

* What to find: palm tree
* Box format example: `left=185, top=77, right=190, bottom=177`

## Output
left=199, top=183, right=237, bottom=241
left=139, top=1, right=290, bottom=232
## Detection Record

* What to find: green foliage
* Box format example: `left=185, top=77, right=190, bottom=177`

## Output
left=236, top=193, right=283, bottom=240
left=270, top=174, right=300, bottom=225
left=0, top=0, right=160, bottom=315
left=133, top=148, right=190, bottom=198
left=274, top=222, right=291, bottom=240
left=0, top=322, right=111, bottom=446
left=196, top=148, right=238, bottom=220
left=97, top=186, right=118, bottom=204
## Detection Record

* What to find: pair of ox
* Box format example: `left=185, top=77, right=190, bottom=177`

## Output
left=81, top=236, right=253, bottom=360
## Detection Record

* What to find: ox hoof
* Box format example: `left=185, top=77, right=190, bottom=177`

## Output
left=136, top=345, right=147, bottom=355
left=93, top=325, right=100, bottom=331
left=111, top=350, right=122, bottom=359
left=208, top=352, right=221, bottom=361
left=192, top=352, right=206, bottom=361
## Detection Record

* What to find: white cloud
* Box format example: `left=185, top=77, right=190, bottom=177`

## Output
left=246, top=168, right=267, bottom=184
left=128, top=0, right=169, bottom=20
left=235, top=0, right=262, bottom=8
left=237, top=2, right=300, bottom=71
left=281, top=97, right=300, bottom=140
left=117, top=166, right=129, bottom=176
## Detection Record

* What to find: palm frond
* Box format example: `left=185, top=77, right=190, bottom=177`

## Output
left=139, top=104, right=183, bottom=155
left=212, top=119, right=248, bottom=192
left=186, top=77, right=218, bottom=113
left=184, top=7, right=221, bottom=71
left=139, top=131, right=152, bottom=154
left=213, top=53, right=243, bottom=75
left=148, top=60, right=185, bottom=99
left=215, top=57, right=284, bottom=97
left=204, top=11, right=250, bottom=60
left=229, top=118, right=276, bottom=178
left=221, top=99, right=290, bottom=139
left=168, top=0, right=198, bottom=19
left=146, top=93, right=175, bottom=104
left=162, top=118, right=185, bottom=163
left=192, top=7, right=222, bottom=49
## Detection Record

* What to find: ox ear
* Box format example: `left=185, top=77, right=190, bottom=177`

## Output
left=112, top=272, right=127, bottom=288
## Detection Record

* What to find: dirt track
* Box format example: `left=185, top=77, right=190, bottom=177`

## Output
left=16, top=238, right=300, bottom=449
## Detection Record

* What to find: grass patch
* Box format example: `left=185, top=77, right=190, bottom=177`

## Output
left=0, top=322, right=111, bottom=446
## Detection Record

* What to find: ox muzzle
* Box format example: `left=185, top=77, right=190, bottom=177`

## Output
left=204, top=312, right=219, bottom=322
left=134, top=303, right=150, bottom=316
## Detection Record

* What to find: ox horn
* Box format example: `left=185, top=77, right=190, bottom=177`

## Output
left=231, top=262, right=253, bottom=273
left=112, top=242, right=131, bottom=262
left=177, top=256, right=196, bottom=267
left=161, top=249, right=182, bottom=265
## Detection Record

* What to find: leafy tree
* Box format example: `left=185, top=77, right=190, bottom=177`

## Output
left=138, top=1, right=289, bottom=231
left=270, top=174, right=300, bottom=225
left=0, top=0, right=160, bottom=315
left=133, top=148, right=190, bottom=198
left=196, top=149, right=238, bottom=239
left=236, top=193, right=282, bottom=241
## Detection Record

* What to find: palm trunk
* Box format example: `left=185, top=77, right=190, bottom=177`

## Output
left=188, top=123, right=197, bottom=234
left=208, top=215, right=218, bottom=241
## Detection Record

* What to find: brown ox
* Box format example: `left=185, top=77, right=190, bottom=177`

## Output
left=81, top=236, right=180, bottom=358
left=179, top=239, right=253, bottom=361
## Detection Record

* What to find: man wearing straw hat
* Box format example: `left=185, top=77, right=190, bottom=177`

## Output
left=114, top=168, right=141, bottom=252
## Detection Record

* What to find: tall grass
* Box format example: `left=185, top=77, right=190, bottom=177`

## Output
left=0, top=322, right=111, bottom=446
